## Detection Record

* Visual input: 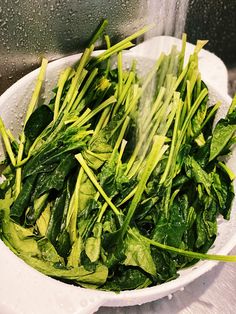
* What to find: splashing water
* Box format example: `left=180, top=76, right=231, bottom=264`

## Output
left=144, top=0, right=189, bottom=39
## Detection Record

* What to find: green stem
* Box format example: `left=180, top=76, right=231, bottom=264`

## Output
left=97, top=203, right=108, bottom=223
left=71, top=67, right=98, bottom=112
left=97, top=139, right=128, bottom=222
left=115, top=139, right=127, bottom=176
left=0, top=118, right=16, bottom=166
left=128, top=95, right=177, bottom=179
left=143, top=236, right=236, bottom=263
left=120, top=135, right=167, bottom=238
left=15, top=58, right=48, bottom=195
left=53, top=67, right=71, bottom=122
left=104, top=35, right=111, bottom=76
left=88, top=19, right=108, bottom=46
left=75, top=153, right=121, bottom=217
left=218, top=161, right=236, bottom=181
left=178, top=33, right=187, bottom=76
left=111, top=116, right=130, bottom=159
left=156, top=54, right=170, bottom=92
left=196, top=101, right=221, bottom=135
left=125, top=87, right=166, bottom=175
left=117, top=51, right=123, bottom=98
left=160, top=93, right=182, bottom=185
left=112, top=71, right=135, bottom=117
left=97, top=25, right=153, bottom=62
left=117, top=186, right=138, bottom=207
left=176, top=88, right=208, bottom=152
left=74, top=96, right=117, bottom=129
left=67, top=69, right=88, bottom=112
left=228, top=94, right=236, bottom=115
left=93, top=107, right=110, bottom=136
left=25, top=58, right=48, bottom=123
left=59, top=47, right=94, bottom=114
left=98, top=42, right=135, bottom=63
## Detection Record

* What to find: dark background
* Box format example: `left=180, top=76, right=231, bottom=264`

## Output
left=0, top=0, right=235, bottom=95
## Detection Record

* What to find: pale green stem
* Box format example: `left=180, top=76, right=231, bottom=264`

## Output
left=176, top=88, right=208, bottom=153
left=0, top=118, right=16, bottom=166
left=15, top=58, right=48, bottom=196
left=104, top=34, right=111, bottom=76
left=97, top=25, right=153, bottom=62
left=71, top=68, right=98, bottom=111
left=117, top=51, right=123, bottom=98
left=67, top=69, right=88, bottom=113
left=15, top=133, right=25, bottom=197
left=112, top=71, right=135, bottom=117
left=93, top=107, right=110, bottom=136
left=168, top=189, right=180, bottom=209
left=228, top=94, right=236, bottom=115
left=160, top=93, right=182, bottom=185
left=111, top=116, right=130, bottom=160
left=98, top=42, right=135, bottom=63
left=142, top=86, right=166, bottom=131
left=113, top=53, right=164, bottom=141
left=124, top=88, right=131, bottom=112
left=115, top=139, right=127, bottom=176
left=218, top=162, right=236, bottom=181
left=97, top=203, right=108, bottom=223
left=74, top=96, right=116, bottom=129
left=6, top=129, right=16, bottom=143
left=127, top=95, right=176, bottom=178
left=89, top=19, right=108, bottom=46
left=177, top=33, right=187, bottom=76
left=59, top=47, right=94, bottom=115
left=53, top=67, right=71, bottom=122
left=120, top=136, right=167, bottom=238
left=117, top=186, right=138, bottom=207
left=25, top=58, right=48, bottom=123
left=156, top=54, right=170, bottom=92
left=196, top=101, right=221, bottom=136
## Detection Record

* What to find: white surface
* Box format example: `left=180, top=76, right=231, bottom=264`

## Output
left=0, top=36, right=235, bottom=314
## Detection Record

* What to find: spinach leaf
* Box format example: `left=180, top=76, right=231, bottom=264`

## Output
left=37, top=237, right=64, bottom=264
left=25, top=192, right=49, bottom=226
left=34, top=154, right=76, bottom=197
left=210, top=119, right=236, bottom=161
left=151, top=247, right=178, bottom=283
left=212, top=167, right=234, bottom=220
left=123, top=228, right=156, bottom=277
left=10, top=175, right=37, bottom=223
left=152, top=194, right=188, bottom=248
left=185, top=156, right=211, bottom=194
left=46, top=186, right=68, bottom=245
left=85, top=222, right=102, bottom=262
left=24, top=105, right=53, bottom=143
left=102, top=266, right=151, bottom=291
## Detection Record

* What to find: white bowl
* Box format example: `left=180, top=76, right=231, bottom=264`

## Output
left=0, top=36, right=235, bottom=314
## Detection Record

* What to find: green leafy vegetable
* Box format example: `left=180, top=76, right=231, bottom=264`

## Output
left=0, top=22, right=236, bottom=292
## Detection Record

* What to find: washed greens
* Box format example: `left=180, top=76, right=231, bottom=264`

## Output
left=1, top=22, right=236, bottom=291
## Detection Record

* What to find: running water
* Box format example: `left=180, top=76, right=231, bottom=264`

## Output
left=135, top=0, right=189, bottom=160
left=144, top=0, right=189, bottom=39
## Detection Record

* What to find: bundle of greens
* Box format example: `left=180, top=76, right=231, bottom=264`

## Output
left=1, top=22, right=236, bottom=291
